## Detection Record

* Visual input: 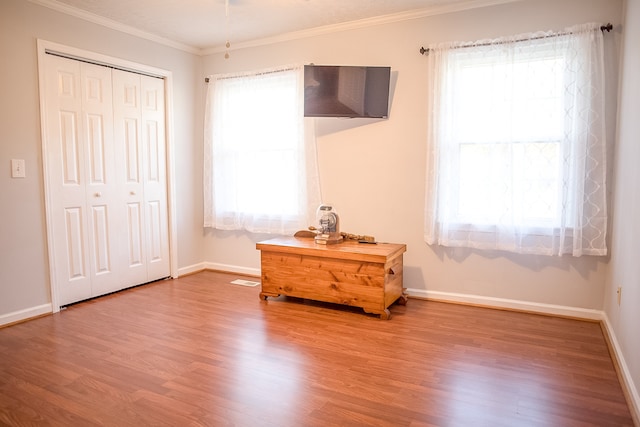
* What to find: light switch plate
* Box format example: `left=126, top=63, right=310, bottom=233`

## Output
left=11, top=159, right=25, bottom=178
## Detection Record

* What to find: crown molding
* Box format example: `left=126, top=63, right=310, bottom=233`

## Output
left=27, top=0, right=201, bottom=54
left=201, top=0, right=522, bottom=55
left=28, top=0, right=521, bottom=56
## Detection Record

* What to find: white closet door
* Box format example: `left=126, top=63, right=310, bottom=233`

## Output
left=112, top=70, right=170, bottom=286
left=81, top=62, right=125, bottom=297
left=44, top=55, right=170, bottom=306
left=44, top=55, right=121, bottom=305
left=112, top=70, right=148, bottom=286
left=140, top=75, right=170, bottom=281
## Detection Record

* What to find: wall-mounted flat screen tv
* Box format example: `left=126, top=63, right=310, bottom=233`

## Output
left=304, top=65, right=391, bottom=118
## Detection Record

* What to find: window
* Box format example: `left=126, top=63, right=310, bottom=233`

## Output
left=424, top=24, right=608, bottom=256
left=203, top=65, right=321, bottom=234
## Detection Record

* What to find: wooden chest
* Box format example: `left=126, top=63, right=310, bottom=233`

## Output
left=256, top=236, right=407, bottom=319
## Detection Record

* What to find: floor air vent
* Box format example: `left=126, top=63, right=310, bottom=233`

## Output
left=230, top=279, right=260, bottom=287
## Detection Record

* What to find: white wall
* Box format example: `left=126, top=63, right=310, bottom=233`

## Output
left=202, top=0, right=623, bottom=316
left=604, top=0, right=640, bottom=419
left=0, top=0, right=203, bottom=319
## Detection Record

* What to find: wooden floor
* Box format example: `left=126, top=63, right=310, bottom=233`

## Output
left=0, top=270, right=634, bottom=426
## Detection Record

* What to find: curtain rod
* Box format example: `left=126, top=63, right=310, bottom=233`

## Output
left=419, top=23, right=613, bottom=55
left=204, top=66, right=297, bottom=83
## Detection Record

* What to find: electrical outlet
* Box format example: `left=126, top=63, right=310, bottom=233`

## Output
left=11, top=159, right=25, bottom=178
left=616, top=286, right=622, bottom=306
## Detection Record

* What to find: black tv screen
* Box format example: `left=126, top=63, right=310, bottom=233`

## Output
left=304, top=65, right=391, bottom=118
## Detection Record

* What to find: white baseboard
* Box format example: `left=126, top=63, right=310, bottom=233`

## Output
left=176, top=262, right=208, bottom=277
left=0, top=303, right=52, bottom=327
left=600, top=312, right=640, bottom=426
left=204, top=262, right=260, bottom=277
left=175, top=262, right=260, bottom=279
left=406, top=288, right=604, bottom=320
left=177, top=262, right=260, bottom=278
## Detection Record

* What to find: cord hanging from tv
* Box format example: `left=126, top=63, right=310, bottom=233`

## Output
left=304, top=65, right=391, bottom=118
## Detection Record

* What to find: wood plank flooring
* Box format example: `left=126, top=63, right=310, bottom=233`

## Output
left=0, top=270, right=634, bottom=426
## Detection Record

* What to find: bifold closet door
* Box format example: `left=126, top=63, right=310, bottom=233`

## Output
left=44, top=55, right=124, bottom=305
left=138, top=75, right=170, bottom=282
left=112, top=70, right=170, bottom=286
left=44, top=55, right=170, bottom=306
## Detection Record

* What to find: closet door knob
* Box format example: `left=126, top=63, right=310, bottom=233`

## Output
left=94, top=192, right=101, bottom=197
left=130, top=191, right=136, bottom=196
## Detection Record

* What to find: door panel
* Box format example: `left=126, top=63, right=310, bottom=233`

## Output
left=81, top=62, right=122, bottom=297
left=146, top=121, right=159, bottom=182
left=113, top=70, right=170, bottom=284
left=91, top=205, right=111, bottom=275
left=113, top=70, right=148, bottom=286
left=64, top=206, right=87, bottom=280
left=147, top=200, right=162, bottom=261
left=58, top=70, right=76, bottom=98
left=87, top=114, right=106, bottom=184
left=141, top=76, right=170, bottom=280
left=126, top=202, right=144, bottom=267
left=45, top=56, right=92, bottom=305
left=123, top=118, right=140, bottom=183
left=60, top=111, right=81, bottom=185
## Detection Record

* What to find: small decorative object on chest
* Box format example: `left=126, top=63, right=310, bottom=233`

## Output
left=314, top=204, right=343, bottom=245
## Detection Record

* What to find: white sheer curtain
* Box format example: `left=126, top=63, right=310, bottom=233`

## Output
left=203, top=65, right=321, bottom=234
left=424, top=23, right=608, bottom=256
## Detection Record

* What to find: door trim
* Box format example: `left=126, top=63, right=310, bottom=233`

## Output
left=37, top=39, right=179, bottom=312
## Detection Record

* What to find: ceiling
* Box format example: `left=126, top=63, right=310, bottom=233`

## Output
left=31, top=0, right=517, bottom=54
